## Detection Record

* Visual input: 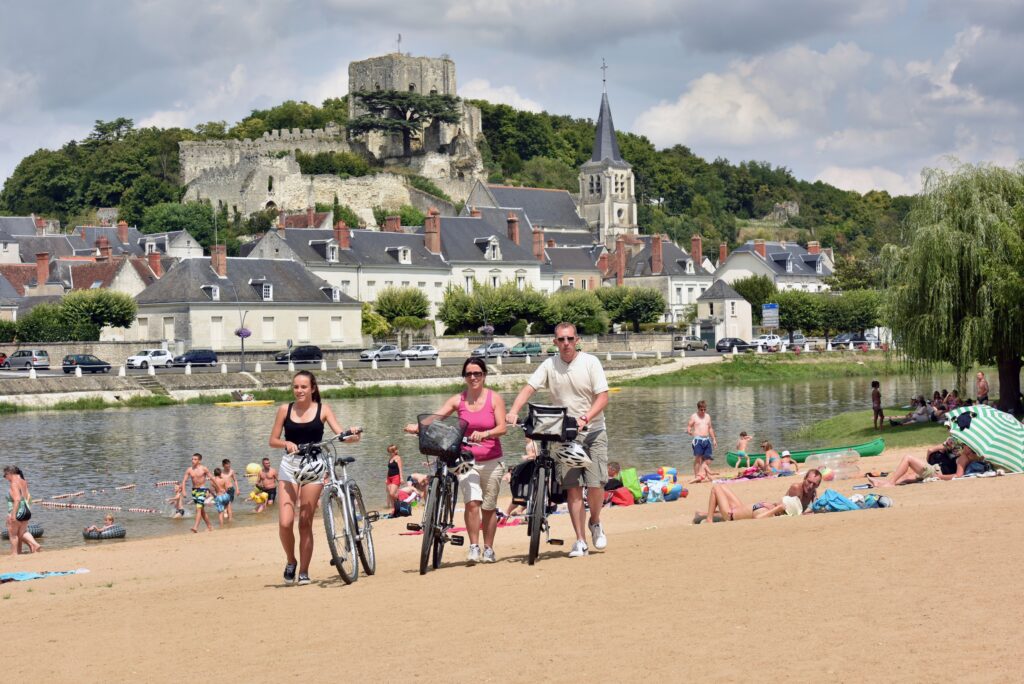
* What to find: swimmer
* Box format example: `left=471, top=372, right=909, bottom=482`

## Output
left=167, top=484, right=186, bottom=518
left=181, top=453, right=214, bottom=533
left=85, top=515, right=117, bottom=534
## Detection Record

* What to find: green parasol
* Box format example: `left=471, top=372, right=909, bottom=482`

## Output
left=946, top=405, right=1024, bottom=473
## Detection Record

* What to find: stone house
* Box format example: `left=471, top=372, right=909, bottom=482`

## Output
left=715, top=239, right=833, bottom=292
left=545, top=245, right=605, bottom=292
left=134, top=247, right=361, bottom=351
left=696, top=280, right=753, bottom=344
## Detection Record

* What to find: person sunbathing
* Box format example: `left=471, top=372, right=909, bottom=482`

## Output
left=694, top=469, right=822, bottom=523
left=867, top=443, right=985, bottom=487
left=890, top=396, right=930, bottom=426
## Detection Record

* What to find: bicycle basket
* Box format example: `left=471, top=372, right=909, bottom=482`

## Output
left=524, top=404, right=575, bottom=442
left=417, top=413, right=468, bottom=461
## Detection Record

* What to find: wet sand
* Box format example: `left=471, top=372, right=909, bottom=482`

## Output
left=2, top=445, right=1021, bottom=683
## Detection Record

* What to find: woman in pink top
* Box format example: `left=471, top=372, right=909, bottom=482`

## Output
left=405, top=357, right=507, bottom=564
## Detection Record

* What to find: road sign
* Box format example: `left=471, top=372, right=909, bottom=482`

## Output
left=762, top=303, right=779, bottom=328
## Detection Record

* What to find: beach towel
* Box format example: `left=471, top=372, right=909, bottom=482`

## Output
left=810, top=489, right=860, bottom=513
left=619, top=468, right=644, bottom=503
left=0, top=569, right=90, bottom=583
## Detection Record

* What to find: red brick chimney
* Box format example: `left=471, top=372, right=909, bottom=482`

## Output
left=117, top=220, right=129, bottom=244
left=532, top=229, right=545, bottom=263
left=754, top=239, right=767, bottom=259
left=615, top=236, right=626, bottom=286
left=807, top=240, right=820, bottom=255
left=307, top=205, right=315, bottom=228
left=424, top=208, right=441, bottom=254
left=96, top=236, right=112, bottom=261
left=719, top=242, right=729, bottom=264
left=148, top=251, right=163, bottom=278
left=34, top=216, right=46, bottom=235
left=80, top=226, right=87, bottom=239
left=691, top=234, right=703, bottom=264
left=211, top=244, right=227, bottom=277
left=547, top=238, right=556, bottom=248
left=384, top=215, right=401, bottom=233
left=35, top=252, right=49, bottom=287
left=470, top=206, right=481, bottom=218
left=506, top=212, right=519, bottom=245
left=597, top=252, right=609, bottom=275
left=651, top=234, right=664, bottom=275
left=334, top=220, right=351, bottom=250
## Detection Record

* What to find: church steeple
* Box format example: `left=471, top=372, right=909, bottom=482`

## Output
left=591, top=92, right=625, bottom=165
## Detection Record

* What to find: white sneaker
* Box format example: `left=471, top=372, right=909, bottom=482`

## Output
left=467, top=544, right=481, bottom=565
left=568, top=540, right=589, bottom=557
left=589, top=521, right=607, bottom=550
left=481, top=547, right=496, bottom=563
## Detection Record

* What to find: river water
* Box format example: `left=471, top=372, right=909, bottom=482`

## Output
left=4, top=372, right=960, bottom=550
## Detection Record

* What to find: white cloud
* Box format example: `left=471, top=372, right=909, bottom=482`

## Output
left=304, top=65, right=349, bottom=105
left=138, top=64, right=248, bottom=130
left=0, top=68, right=38, bottom=120
left=460, top=78, right=543, bottom=112
left=815, top=165, right=920, bottom=195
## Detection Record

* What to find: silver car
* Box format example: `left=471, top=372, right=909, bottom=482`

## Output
left=359, top=344, right=401, bottom=361
left=398, top=344, right=439, bottom=360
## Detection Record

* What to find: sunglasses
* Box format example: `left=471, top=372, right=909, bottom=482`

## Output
left=463, top=371, right=485, bottom=378
left=555, top=336, right=576, bottom=342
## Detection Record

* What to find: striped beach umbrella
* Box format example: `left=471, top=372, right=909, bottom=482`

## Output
left=946, top=405, right=1024, bottom=473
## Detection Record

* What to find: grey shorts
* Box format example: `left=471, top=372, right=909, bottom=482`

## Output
left=558, top=429, right=608, bottom=489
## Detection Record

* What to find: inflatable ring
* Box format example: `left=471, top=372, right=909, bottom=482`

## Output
left=83, top=524, right=127, bottom=540
left=2, top=522, right=43, bottom=539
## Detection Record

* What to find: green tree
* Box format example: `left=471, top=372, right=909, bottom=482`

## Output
left=544, top=289, right=608, bottom=334
left=17, top=303, right=98, bottom=342
left=885, top=163, right=1024, bottom=409
left=0, top=320, right=17, bottom=343
left=142, top=202, right=216, bottom=250
left=825, top=254, right=882, bottom=290
left=595, top=287, right=629, bottom=322
left=295, top=151, right=369, bottom=177
left=348, top=91, right=461, bottom=156
left=514, top=156, right=579, bottom=191
left=361, top=302, right=390, bottom=338
left=731, top=275, right=777, bottom=325
left=621, top=288, right=667, bottom=333
left=374, top=286, right=430, bottom=322
left=119, top=175, right=180, bottom=226
left=60, top=290, right=138, bottom=330
left=774, top=290, right=821, bottom=342
left=836, top=289, right=882, bottom=334
left=371, top=205, right=426, bottom=228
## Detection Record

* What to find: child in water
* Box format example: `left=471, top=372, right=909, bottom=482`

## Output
left=167, top=484, right=185, bottom=518
left=85, top=515, right=117, bottom=534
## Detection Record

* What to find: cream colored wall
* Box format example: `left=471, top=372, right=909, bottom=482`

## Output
left=449, top=262, right=541, bottom=293
left=697, top=297, right=753, bottom=341
left=187, top=304, right=362, bottom=350
left=0, top=240, right=20, bottom=263
left=558, top=269, right=601, bottom=291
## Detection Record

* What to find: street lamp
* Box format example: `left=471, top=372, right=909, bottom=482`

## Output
left=235, top=315, right=251, bottom=372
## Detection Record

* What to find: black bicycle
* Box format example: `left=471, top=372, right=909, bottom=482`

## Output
left=405, top=414, right=474, bottom=575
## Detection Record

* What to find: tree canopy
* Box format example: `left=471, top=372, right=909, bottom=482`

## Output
left=348, top=91, right=461, bottom=157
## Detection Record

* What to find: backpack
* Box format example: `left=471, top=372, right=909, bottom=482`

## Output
left=619, top=467, right=644, bottom=503
left=810, top=489, right=860, bottom=513
left=392, top=500, right=412, bottom=518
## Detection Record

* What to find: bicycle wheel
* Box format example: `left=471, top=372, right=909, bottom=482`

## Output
left=527, top=464, right=549, bottom=566
left=419, top=475, right=441, bottom=575
left=322, top=487, right=358, bottom=584
left=349, top=483, right=375, bottom=576
left=432, top=474, right=457, bottom=569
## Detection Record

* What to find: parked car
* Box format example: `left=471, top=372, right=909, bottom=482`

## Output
left=754, top=334, right=782, bottom=351
left=359, top=344, right=400, bottom=362
left=275, top=345, right=324, bottom=364
left=127, top=349, right=174, bottom=369
left=546, top=340, right=583, bottom=354
left=715, top=337, right=749, bottom=353
left=2, top=349, right=50, bottom=370
left=509, top=341, right=543, bottom=356
left=471, top=342, right=509, bottom=358
left=398, top=344, right=439, bottom=360
left=787, top=332, right=808, bottom=346
left=62, top=354, right=111, bottom=374
left=172, top=349, right=218, bottom=367
left=673, top=335, right=708, bottom=351
left=830, top=332, right=879, bottom=347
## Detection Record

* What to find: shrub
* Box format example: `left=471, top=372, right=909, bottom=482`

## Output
left=408, top=175, right=452, bottom=202
left=509, top=318, right=528, bottom=336
left=0, top=320, right=16, bottom=342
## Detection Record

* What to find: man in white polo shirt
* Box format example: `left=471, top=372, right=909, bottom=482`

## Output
left=507, top=322, right=610, bottom=557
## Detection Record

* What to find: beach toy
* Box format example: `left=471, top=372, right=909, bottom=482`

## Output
left=662, top=484, right=685, bottom=502
left=2, top=523, right=43, bottom=540
left=639, top=473, right=662, bottom=483
left=245, top=463, right=260, bottom=476
left=657, top=467, right=677, bottom=483
left=820, top=466, right=835, bottom=481
left=83, top=524, right=127, bottom=540
left=248, top=489, right=269, bottom=504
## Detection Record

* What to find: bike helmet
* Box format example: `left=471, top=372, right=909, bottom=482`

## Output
left=449, top=452, right=476, bottom=477
left=553, top=441, right=592, bottom=468
left=295, top=454, right=328, bottom=485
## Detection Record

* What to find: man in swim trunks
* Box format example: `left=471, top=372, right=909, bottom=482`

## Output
left=221, top=459, right=239, bottom=521
left=210, top=467, right=231, bottom=527
left=687, top=400, right=717, bottom=480
left=255, top=457, right=278, bottom=513
left=181, top=453, right=214, bottom=532
left=975, top=372, right=989, bottom=405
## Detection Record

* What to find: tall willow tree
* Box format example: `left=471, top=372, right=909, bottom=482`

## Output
left=884, top=163, right=1024, bottom=414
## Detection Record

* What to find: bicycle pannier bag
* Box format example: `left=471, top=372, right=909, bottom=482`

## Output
left=524, top=404, right=571, bottom=442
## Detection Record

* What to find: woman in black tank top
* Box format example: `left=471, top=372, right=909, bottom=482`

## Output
left=268, top=371, right=361, bottom=585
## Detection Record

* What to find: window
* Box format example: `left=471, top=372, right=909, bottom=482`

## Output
left=516, top=274, right=525, bottom=290
left=675, top=286, right=683, bottom=304
left=401, top=281, right=410, bottom=287
left=408, top=83, right=416, bottom=92
left=145, top=242, right=157, bottom=255
left=709, top=302, right=714, bottom=316
left=686, top=260, right=694, bottom=274
left=267, top=176, right=274, bottom=192
left=262, top=283, right=273, bottom=301
left=341, top=280, right=351, bottom=294
left=399, top=248, right=411, bottom=264
left=90, top=280, right=103, bottom=289
left=328, top=245, right=338, bottom=262
left=331, top=287, right=342, bottom=302
left=211, top=316, right=223, bottom=348
left=261, top=316, right=275, bottom=342
left=137, top=317, right=148, bottom=340
left=568, top=278, right=575, bottom=289
left=434, top=281, right=443, bottom=289
left=730, top=301, right=736, bottom=316
left=297, top=316, right=310, bottom=342
left=464, top=274, right=474, bottom=292
left=330, top=316, right=343, bottom=342
left=210, top=285, right=219, bottom=301
left=2, top=242, right=8, bottom=252
left=786, top=259, right=793, bottom=273
left=418, top=281, right=426, bottom=288
left=385, top=280, right=393, bottom=286
left=700, top=287, right=707, bottom=295
left=162, top=317, right=174, bottom=340
left=581, top=279, right=588, bottom=290
left=687, top=287, right=694, bottom=302
left=815, top=260, right=822, bottom=274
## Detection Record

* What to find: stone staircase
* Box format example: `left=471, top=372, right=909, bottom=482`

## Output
left=135, top=375, right=170, bottom=397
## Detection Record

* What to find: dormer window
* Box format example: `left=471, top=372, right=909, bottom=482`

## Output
left=328, top=245, right=339, bottom=262
left=322, top=286, right=342, bottom=302
left=145, top=242, right=157, bottom=255
left=399, top=247, right=411, bottom=264
left=262, top=283, right=273, bottom=301
left=686, top=259, right=695, bottom=274
left=786, top=259, right=793, bottom=273
left=201, top=284, right=220, bottom=301
left=815, top=259, right=822, bottom=274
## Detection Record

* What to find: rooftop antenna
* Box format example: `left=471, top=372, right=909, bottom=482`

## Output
left=601, top=58, right=608, bottom=93
left=396, top=33, right=402, bottom=54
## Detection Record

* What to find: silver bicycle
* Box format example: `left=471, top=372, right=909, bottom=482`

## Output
left=297, top=430, right=378, bottom=584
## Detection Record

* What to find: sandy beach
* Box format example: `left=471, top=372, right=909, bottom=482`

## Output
left=3, top=445, right=1021, bottom=683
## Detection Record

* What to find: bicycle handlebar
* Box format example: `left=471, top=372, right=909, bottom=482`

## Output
left=294, top=428, right=363, bottom=457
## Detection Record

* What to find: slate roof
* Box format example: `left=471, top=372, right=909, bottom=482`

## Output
left=697, top=279, right=743, bottom=301
left=127, top=256, right=172, bottom=286
left=460, top=205, right=535, bottom=236
left=0, top=264, right=39, bottom=295
left=623, top=236, right=712, bottom=278
left=589, top=92, right=629, bottom=168
left=15, top=235, right=88, bottom=262
left=545, top=246, right=602, bottom=272
left=271, top=228, right=448, bottom=269
left=484, top=185, right=590, bottom=231
left=428, top=216, right=538, bottom=264
left=0, top=217, right=38, bottom=237
left=0, top=273, right=19, bottom=303
left=542, top=230, right=597, bottom=247
left=731, top=241, right=832, bottom=278
left=136, top=257, right=359, bottom=306
left=136, top=230, right=190, bottom=254
left=76, top=226, right=146, bottom=256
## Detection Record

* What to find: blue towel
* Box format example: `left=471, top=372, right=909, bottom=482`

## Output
left=0, top=568, right=90, bottom=583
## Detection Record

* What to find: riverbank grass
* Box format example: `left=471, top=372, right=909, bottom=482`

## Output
left=620, top=354, right=910, bottom=387
left=797, top=408, right=947, bottom=450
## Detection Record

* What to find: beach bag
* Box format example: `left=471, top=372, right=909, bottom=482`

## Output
left=392, top=500, right=412, bottom=518
left=15, top=498, right=31, bottom=522
left=810, top=489, right=859, bottom=513
left=609, top=487, right=635, bottom=507
left=619, top=468, right=644, bottom=503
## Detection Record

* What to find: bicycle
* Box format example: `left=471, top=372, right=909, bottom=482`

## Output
left=405, top=413, right=474, bottom=575
left=295, top=429, right=378, bottom=584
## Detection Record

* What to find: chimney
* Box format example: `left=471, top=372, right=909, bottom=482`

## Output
left=615, top=236, right=626, bottom=286
left=80, top=226, right=87, bottom=240
left=384, top=215, right=401, bottom=233
left=719, top=242, right=729, bottom=264
left=532, top=229, right=545, bottom=263
left=424, top=208, right=441, bottom=254
left=597, top=252, right=609, bottom=275
left=547, top=238, right=556, bottom=248
left=35, top=217, right=47, bottom=235
left=651, top=234, right=664, bottom=275
left=96, top=236, right=112, bottom=261
left=307, top=205, right=315, bottom=228
left=334, top=220, right=351, bottom=250
left=691, top=234, right=703, bottom=264
left=147, top=251, right=163, bottom=278
left=470, top=206, right=482, bottom=218
left=754, top=239, right=767, bottom=259
left=277, top=211, right=285, bottom=230
left=506, top=212, right=519, bottom=245
left=35, top=252, right=49, bottom=287
left=807, top=240, right=820, bottom=255
left=211, top=244, right=227, bottom=277
left=117, top=220, right=129, bottom=244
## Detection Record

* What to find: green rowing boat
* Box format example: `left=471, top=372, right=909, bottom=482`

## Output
left=725, top=438, right=885, bottom=467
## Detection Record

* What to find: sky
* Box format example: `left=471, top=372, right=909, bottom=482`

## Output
left=2, top=0, right=1023, bottom=197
